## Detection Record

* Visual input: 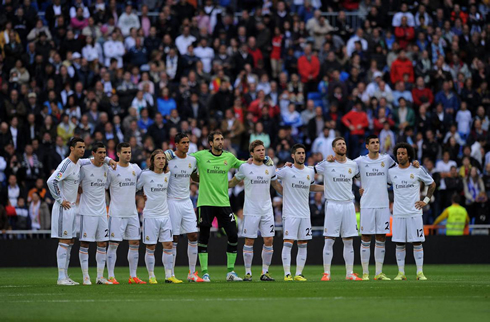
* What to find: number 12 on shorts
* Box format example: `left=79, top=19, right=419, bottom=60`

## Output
left=416, top=228, right=423, bottom=237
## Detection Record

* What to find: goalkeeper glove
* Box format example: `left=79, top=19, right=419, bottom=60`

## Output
left=164, top=149, right=176, bottom=161
left=264, top=156, right=274, bottom=166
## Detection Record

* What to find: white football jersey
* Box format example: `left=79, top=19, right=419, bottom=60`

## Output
left=276, top=166, right=315, bottom=218
left=235, top=163, right=277, bottom=216
left=388, top=165, right=434, bottom=217
left=354, top=154, right=395, bottom=209
left=47, top=158, right=81, bottom=204
left=78, top=161, right=109, bottom=217
left=137, top=170, right=171, bottom=218
left=167, top=154, right=197, bottom=200
left=315, top=159, right=358, bottom=202
left=107, top=163, right=141, bottom=218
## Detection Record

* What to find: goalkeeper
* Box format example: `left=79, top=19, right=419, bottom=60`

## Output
left=165, top=131, right=273, bottom=282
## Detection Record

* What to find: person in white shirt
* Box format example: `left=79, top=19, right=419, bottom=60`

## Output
left=117, top=4, right=140, bottom=37
left=103, top=32, right=125, bottom=68
left=392, top=3, right=415, bottom=27
left=78, top=142, right=116, bottom=285
left=276, top=144, right=323, bottom=281
left=346, top=28, right=368, bottom=57
left=311, top=126, right=335, bottom=159
left=47, top=138, right=85, bottom=286
left=175, top=26, right=196, bottom=56
left=388, top=143, right=436, bottom=281
left=137, top=150, right=183, bottom=284
left=106, top=142, right=145, bottom=284
left=229, top=140, right=283, bottom=282
left=194, top=38, right=215, bottom=74
left=455, top=102, right=472, bottom=140
left=166, top=133, right=203, bottom=283
left=315, top=137, right=362, bottom=281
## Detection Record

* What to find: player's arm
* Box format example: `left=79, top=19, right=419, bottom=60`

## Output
left=271, top=179, right=283, bottom=195
left=310, top=184, right=324, bottom=192
left=47, top=166, right=70, bottom=209
left=415, top=180, right=436, bottom=209
left=136, top=171, right=145, bottom=191
left=230, top=164, right=246, bottom=188
left=433, top=208, right=449, bottom=225
left=191, top=169, right=199, bottom=182
left=228, top=176, right=241, bottom=188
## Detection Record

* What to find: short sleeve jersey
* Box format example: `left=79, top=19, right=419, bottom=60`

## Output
left=107, top=163, right=141, bottom=217
left=192, top=150, right=244, bottom=207
left=136, top=170, right=171, bottom=218
left=388, top=165, right=434, bottom=217
left=354, top=154, right=396, bottom=208
left=47, top=158, right=81, bottom=204
left=235, top=163, right=277, bottom=216
left=276, top=166, right=315, bottom=218
left=315, top=159, right=358, bottom=202
left=167, top=154, right=197, bottom=200
left=79, top=161, right=109, bottom=217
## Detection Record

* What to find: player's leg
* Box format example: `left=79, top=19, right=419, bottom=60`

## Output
left=281, top=217, right=295, bottom=280
left=241, top=215, right=260, bottom=280
left=180, top=199, right=201, bottom=281
left=197, top=207, right=214, bottom=281
left=107, top=216, right=122, bottom=283
left=342, top=203, right=362, bottom=280
left=162, top=241, right=178, bottom=282
left=322, top=203, right=341, bottom=281
left=218, top=207, right=242, bottom=281
left=52, top=204, right=77, bottom=285
left=294, top=218, right=312, bottom=281
left=360, top=208, right=375, bottom=279
left=127, top=216, right=145, bottom=284
left=373, top=208, right=390, bottom=280
left=79, top=241, right=91, bottom=285
left=392, top=217, right=407, bottom=280
left=259, top=215, right=275, bottom=281
left=408, top=215, right=426, bottom=280
left=161, top=216, right=182, bottom=284
left=145, top=244, right=157, bottom=283
left=79, top=215, right=97, bottom=285
left=168, top=200, right=181, bottom=277
left=95, top=216, right=111, bottom=284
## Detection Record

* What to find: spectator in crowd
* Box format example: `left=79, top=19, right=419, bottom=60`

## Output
left=464, top=167, right=487, bottom=219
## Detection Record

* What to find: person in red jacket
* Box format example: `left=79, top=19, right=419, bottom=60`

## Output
left=394, top=16, right=415, bottom=49
left=248, top=37, right=263, bottom=69
left=390, top=49, right=414, bottom=84
left=297, top=44, right=320, bottom=94
left=412, top=76, right=434, bottom=109
left=341, top=101, right=369, bottom=158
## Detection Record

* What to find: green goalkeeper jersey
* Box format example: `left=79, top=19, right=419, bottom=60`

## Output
left=192, top=150, right=245, bottom=207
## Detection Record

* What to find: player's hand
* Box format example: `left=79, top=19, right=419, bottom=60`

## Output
left=60, top=200, right=71, bottom=210
left=264, top=156, right=274, bottom=166
left=359, top=188, right=364, bottom=196
left=285, top=162, right=293, bottom=167
left=143, top=194, right=147, bottom=201
left=412, top=160, right=420, bottom=168
left=415, top=201, right=427, bottom=210
left=326, top=155, right=336, bottom=162
left=164, top=149, right=176, bottom=161
left=109, top=159, right=117, bottom=170
left=247, top=158, right=253, bottom=164
left=78, top=186, right=83, bottom=194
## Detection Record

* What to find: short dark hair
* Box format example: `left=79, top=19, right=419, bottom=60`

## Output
left=365, top=134, right=378, bottom=145
left=208, top=130, right=223, bottom=143
left=451, top=194, right=460, bottom=204
left=68, top=137, right=84, bottom=148
left=92, top=142, right=106, bottom=153
left=291, top=143, right=306, bottom=154
left=393, top=142, right=415, bottom=162
left=117, top=142, right=131, bottom=153
left=332, top=137, right=346, bottom=148
left=249, top=140, right=265, bottom=153
left=175, top=132, right=189, bottom=144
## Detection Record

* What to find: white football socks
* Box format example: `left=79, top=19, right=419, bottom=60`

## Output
left=145, top=248, right=155, bottom=278
left=163, top=249, right=173, bottom=279
left=323, top=238, right=335, bottom=274
left=172, top=242, right=178, bottom=276
left=107, top=242, right=118, bottom=278
left=375, top=241, right=386, bottom=275
left=96, top=246, right=107, bottom=279
left=295, top=243, right=307, bottom=276
left=188, top=241, right=198, bottom=274
left=343, top=239, right=354, bottom=276
left=413, top=244, right=424, bottom=274
left=360, top=240, right=371, bottom=274
left=79, top=247, right=89, bottom=278
left=396, top=244, right=406, bottom=274
left=128, top=244, right=139, bottom=278
left=262, top=245, right=273, bottom=274
left=243, top=245, right=254, bottom=275
left=282, top=242, right=293, bottom=276
left=57, top=243, right=69, bottom=280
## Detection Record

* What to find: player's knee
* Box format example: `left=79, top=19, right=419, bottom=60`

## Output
left=80, top=241, right=89, bottom=248
left=129, top=240, right=139, bottom=246
left=375, top=234, right=386, bottom=242
left=173, top=235, right=179, bottom=243
left=198, top=227, right=211, bottom=244
left=146, top=245, right=156, bottom=251
left=361, top=235, right=372, bottom=242
left=227, top=232, right=238, bottom=244
left=162, top=242, right=172, bottom=250
left=187, top=232, right=198, bottom=242
left=245, top=238, right=255, bottom=246
left=263, top=237, right=273, bottom=246
left=97, top=242, right=108, bottom=248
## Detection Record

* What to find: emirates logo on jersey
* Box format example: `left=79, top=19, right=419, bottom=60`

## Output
left=410, top=174, right=414, bottom=179
left=188, top=163, right=192, bottom=168
left=381, top=162, right=385, bottom=167
left=348, top=168, right=352, bottom=174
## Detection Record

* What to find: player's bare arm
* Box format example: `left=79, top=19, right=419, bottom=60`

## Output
left=228, top=176, right=241, bottom=188
left=310, top=184, right=324, bottom=192
left=271, top=179, right=283, bottom=195
left=415, top=181, right=436, bottom=209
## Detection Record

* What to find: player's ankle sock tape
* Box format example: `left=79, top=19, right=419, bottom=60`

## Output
left=129, top=245, right=139, bottom=251
left=375, top=241, right=385, bottom=247
left=79, top=247, right=89, bottom=254
left=263, top=245, right=273, bottom=251
left=361, top=241, right=371, bottom=248
left=109, top=242, right=118, bottom=250
left=227, top=241, right=238, bottom=253
left=146, top=249, right=155, bottom=255
left=396, top=245, right=406, bottom=251
left=96, top=247, right=106, bottom=253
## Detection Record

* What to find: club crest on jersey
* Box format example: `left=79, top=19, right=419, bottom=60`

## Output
left=307, top=175, right=310, bottom=180
left=224, top=160, right=228, bottom=165
left=265, top=169, right=269, bottom=175
left=381, top=162, right=385, bottom=167
left=410, top=174, right=414, bottom=179
left=348, top=168, right=352, bottom=174
left=132, top=171, right=136, bottom=176
left=188, top=163, right=192, bottom=168
left=104, top=172, right=107, bottom=177
left=165, top=177, right=168, bottom=182
left=56, top=172, right=63, bottom=179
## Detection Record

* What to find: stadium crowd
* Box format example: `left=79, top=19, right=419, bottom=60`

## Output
left=1, top=0, right=490, bottom=236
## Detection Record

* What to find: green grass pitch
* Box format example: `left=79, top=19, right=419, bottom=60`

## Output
left=1, top=265, right=489, bottom=321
